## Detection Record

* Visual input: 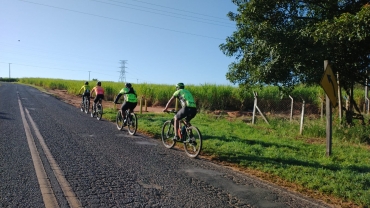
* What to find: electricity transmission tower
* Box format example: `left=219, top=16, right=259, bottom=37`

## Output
left=118, top=60, right=127, bottom=83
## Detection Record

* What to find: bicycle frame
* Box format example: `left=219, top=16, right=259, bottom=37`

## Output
left=115, top=102, right=137, bottom=135
left=81, top=95, right=90, bottom=113
left=91, top=98, right=103, bottom=120
left=161, top=109, right=202, bottom=158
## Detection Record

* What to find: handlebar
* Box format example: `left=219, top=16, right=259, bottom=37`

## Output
left=164, top=109, right=177, bottom=113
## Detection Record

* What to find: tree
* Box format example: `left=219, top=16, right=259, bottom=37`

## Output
left=220, top=0, right=370, bottom=123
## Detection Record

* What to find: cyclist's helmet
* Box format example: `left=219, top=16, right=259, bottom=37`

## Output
left=85, top=81, right=89, bottom=85
left=97, top=81, right=101, bottom=86
left=125, top=83, right=132, bottom=88
left=176, top=83, right=185, bottom=90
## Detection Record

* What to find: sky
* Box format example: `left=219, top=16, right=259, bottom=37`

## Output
left=0, top=0, right=238, bottom=85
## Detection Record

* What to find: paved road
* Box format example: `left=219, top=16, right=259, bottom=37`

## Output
left=0, top=82, right=332, bottom=208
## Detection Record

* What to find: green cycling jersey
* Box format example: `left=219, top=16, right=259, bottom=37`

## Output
left=118, top=87, right=138, bottom=103
left=173, top=89, right=196, bottom=108
left=79, top=85, right=90, bottom=94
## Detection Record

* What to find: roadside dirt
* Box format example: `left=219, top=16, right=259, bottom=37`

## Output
left=46, top=89, right=254, bottom=118
left=46, top=89, right=165, bottom=113
left=45, top=89, right=356, bottom=208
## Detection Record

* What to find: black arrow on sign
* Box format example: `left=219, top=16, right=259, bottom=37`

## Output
left=326, top=74, right=336, bottom=98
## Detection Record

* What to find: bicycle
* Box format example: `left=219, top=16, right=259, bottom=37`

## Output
left=161, top=109, right=202, bottom=158
left=115, top=103, right=137, bottom=135
left=80, top=95, right=90, bottom=113
left=91, top=98, right=103, bottom=120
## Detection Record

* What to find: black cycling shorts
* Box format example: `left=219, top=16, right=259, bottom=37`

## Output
left=94, top=94, right=104, bottom=103
left=121, top=101, right=137, bottom=112
left=82, top=92, right=90, bottom=98
left=175, top=107, right=197, bottom=122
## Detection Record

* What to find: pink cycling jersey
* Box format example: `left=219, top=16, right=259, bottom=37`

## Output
left=92, top=86, right=104, bottom=95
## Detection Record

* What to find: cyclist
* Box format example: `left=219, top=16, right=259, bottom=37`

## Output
left=78, top=81, right=90, bottom=104
left=113, top=83, right=138, bottom=123
left=90, top=81, right=105, bottom=113
left=163, top=82, right=197, bottom=141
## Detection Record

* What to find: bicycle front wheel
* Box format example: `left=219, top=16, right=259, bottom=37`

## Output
left=127, top=113, right=137, bottom=135
left=161, top=120, right=175, bottom=149
left=116, top=111, right=124, bottom=130
left=184, top=126, right=202, bottom=158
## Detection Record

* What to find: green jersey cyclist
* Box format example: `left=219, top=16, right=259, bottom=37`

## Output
left=78, top=81, right=90, bottom=103
left=113, top=83, right=138, bottom=123
left=163, top=82, right=197, bottom=141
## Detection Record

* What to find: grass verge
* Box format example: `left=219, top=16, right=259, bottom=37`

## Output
left=101, top=109, right=370, bottom=207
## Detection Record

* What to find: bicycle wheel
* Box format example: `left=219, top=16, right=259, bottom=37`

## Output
left=84, top=99, right=89, bottom=113
left=183, top=126, right=202, bottom=158
left=80, top=100, right=84, bottom=112
left=161, top=120, right=175, bottom=148
left=96, top=104, right=103, bottom=120
left=91, top=104, right=96, bottom=117
left=116, top=111, right=124, bottom=130
left=127, top=112, right=137, bottom=135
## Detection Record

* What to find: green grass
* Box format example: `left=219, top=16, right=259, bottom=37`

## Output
left=101, top=109, right=370, bottom=207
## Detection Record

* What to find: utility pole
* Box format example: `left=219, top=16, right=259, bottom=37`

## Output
left=9, top=63, right=11, bottom=78
left=88, top=71, right=91, bottom=81
left=119, top=60, right=127, bottom=83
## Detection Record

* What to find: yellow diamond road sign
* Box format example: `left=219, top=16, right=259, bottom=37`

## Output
left=320, top=64, right=338, bottom=107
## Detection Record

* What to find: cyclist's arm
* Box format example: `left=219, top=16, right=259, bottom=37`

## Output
left=163, top=96, right=175, bottom=111
left=90, top=88, right=96, bottom=97
left=114, top=93, right=123, bottom=103
left=78, top=86, right=84, bottom=94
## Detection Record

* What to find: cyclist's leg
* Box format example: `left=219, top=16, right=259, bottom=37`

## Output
left=93, top=96, right=99, bottom=111
left=185, top=107, right=197, bottom=124
left=174, top=108, right=186, bottom=139
left=184, top=107, right=197, bottom=138
left=129, top=102, right=137, bottom=113
left=99, top=94, right=104, bottom=109
left=99, top=94, right=104, bottom=105
left=121, top=102, right=129, bottom=119
left=86, top=93, right=91, bottom=107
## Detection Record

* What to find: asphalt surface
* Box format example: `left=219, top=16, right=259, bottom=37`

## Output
left=0, top=82, right=333, bottom=208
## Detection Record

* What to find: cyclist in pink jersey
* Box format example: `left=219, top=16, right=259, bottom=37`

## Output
left=90, top=81, right=105, bottom=112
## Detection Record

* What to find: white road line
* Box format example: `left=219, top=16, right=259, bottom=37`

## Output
left=18, top=98, right=60, bottom=208
left=25, top=108, right=82, bottom=208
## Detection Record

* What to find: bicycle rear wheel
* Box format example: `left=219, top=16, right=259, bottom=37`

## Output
left=127, top=112, right=137, bottom=135
left=183, top=126, right=202, bottom=158
left=84, top=99, right=89, bottom=113
left=91, top=104, right=96, bottom=117
left=96, top=104, right=103, bottom=120
left=116, top=111, right=124, bottom=130
left=161, top=120, right=175, bottom=148
left=80, top=100, right=84, bottom=112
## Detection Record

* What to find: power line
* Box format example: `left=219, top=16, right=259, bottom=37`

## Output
left=129, top=0, right=231, bottom=21
left=0, top=42, right=118, bottom=67
left=0, top=42, right=120, bottom=71
left=19, top=0, right=227, bottom=40
left=0, top=61, right=117, bottom=77
left=90, top=0, right=234, bottom=27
